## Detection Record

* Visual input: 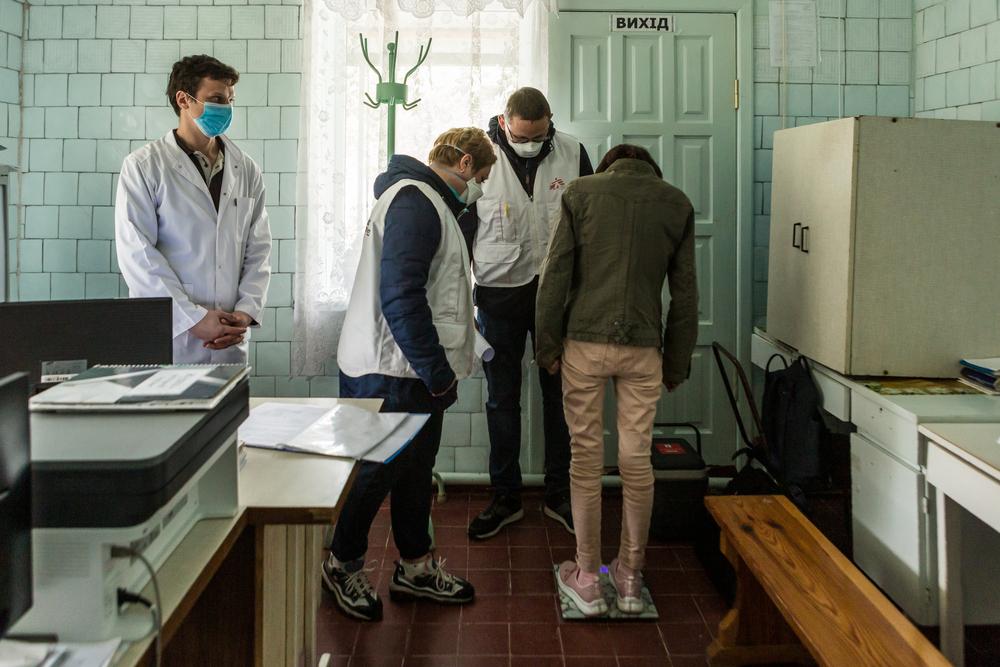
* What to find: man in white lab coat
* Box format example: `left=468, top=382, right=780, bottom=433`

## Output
left=116, top=55, right=271, bottom=364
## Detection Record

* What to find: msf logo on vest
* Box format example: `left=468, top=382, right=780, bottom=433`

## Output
left=549, top=178, right=566, bottom=191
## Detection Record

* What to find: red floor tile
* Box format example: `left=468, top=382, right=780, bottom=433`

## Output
left=354, top=624, right=409, bottom=656
left=406, top=623, right=459, bottom=655
left=510, top=546, right=554, bottom=570
left=510, top=622, right=562, bottom=655
left=658, top=622, right=713, bottom=655
left=559, top=624, right=615, bottom=656
left=403, top=657, right=458, bottom=667
left=435, top=526, right=473, bottom=546
left=461, top=595, right=509, bottom=623
left=652, top=595, right=705, bottom=625
left=347, top=657, right=404, bottom=667
left=564, top=658, right=617, bottom=666
left=511, top=569, right=557, bottom=595
left=508, top=594, right=560, bottom=624
left=611, top=624, right=667, bottom=657
left=508, top=525, right=549, bottom=546
left=317, top=486, right=733, bottom=666
left=510, top=657, right=564, bottom=667
left=469, top=546, right=512, bottom=569
left=467, top=570, right=511, bottom=596
left=457, top=657, right=508, bottom=667
left=458, top=623, right=510, bottom=655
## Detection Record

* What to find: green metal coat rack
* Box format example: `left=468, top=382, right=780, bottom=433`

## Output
left=360, top=31, right=432, bottom=159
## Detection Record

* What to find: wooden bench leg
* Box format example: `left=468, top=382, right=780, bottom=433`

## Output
left=707, top=533, right=815, bottom=667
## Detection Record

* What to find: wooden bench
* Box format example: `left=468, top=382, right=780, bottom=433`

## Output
left=704, top=495, right=950, bottom=667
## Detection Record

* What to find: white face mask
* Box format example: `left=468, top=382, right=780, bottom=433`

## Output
left=503, top=118, right=546, bottom=158
left=464, top=179, right=484, bottom=205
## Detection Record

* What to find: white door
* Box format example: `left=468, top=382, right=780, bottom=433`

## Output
left=546, top=12, right=739, bottom=465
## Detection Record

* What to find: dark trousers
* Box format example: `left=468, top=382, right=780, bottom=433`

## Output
left=476, top=301, right=572, bottom=503
left=330, top=374, right=442, bottom=562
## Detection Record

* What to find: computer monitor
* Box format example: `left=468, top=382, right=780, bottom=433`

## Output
left=0, top=373, right=31, bottom=637
left=0, top=298, right=173, bottom=392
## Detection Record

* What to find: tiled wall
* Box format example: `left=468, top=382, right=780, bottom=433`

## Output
left=913, top=0, right=1000, bottom=118
left=2, top=0, right=24, bottom=286
left=4, top=0, right=918, bottom=473
left=751, top=0, right=913, bottom=326
left=6, top=0, right=309, bottom=383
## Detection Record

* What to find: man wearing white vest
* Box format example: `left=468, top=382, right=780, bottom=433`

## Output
left=323, top=128, right=496, bottom=622
left=466, top=88, right=593, bottom=540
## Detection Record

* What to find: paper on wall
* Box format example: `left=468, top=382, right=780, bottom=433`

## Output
left=769, top=0, right=818, bottom=67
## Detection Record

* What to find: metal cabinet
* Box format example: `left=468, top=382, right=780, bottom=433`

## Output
left=766, top=117, right=1000, bottom=377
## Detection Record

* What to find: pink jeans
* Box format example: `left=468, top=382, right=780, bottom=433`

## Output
left=560, top=339, right=663, bottom=573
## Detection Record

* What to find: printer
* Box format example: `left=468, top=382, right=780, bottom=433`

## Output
left=10, top=378, right=248, bottom=641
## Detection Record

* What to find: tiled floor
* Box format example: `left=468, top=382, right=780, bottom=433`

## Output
left=317, top=487, right=725, bottom=666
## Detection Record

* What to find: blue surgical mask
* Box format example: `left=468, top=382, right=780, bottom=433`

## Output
left=187, top=93, right=233, bottom=138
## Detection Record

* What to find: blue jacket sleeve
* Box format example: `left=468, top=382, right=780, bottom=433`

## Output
left=579, top=144, right=594, bottom=176
left=379, top=186, right=456, bottom=394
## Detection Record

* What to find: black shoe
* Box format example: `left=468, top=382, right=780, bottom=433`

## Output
left=321, top=555, right=382, bottom=621
left=468, top=494, right=524, bottom=540
left=389, top=556, right=475, bottom=604
left=544, top=496, right=575, bottom=535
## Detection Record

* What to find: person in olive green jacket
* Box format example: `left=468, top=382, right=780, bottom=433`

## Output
left=536, top=144, right=698, bottom=617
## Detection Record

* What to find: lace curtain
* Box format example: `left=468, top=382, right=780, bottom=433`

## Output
left=293, top=0, right=550, bottom=376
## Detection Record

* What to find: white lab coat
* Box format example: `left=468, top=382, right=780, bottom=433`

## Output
left=115, top=131, right=272, bottom=364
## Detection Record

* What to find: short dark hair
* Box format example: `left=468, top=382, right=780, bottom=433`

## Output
left=504, top=87, right=551, bottom=121
left=596, top=144, right=663, bottom=178
left=167, top=55, right=240, bottom=116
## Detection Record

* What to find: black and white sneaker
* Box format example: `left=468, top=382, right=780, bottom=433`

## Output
left=544, top=496, right=575, bottom=535
left=468, top=494, right=524, bottom=540
left=388, top=556, right=475, bottom=604
left=321, top=554, right=382, bottom=621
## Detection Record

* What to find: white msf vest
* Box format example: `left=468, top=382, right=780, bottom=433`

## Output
left=472, top=131, right=582, bottom=287
left=337, top=179, right=477, bottom=382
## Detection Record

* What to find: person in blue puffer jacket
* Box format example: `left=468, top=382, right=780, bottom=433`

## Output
left=322, top=128, right=496, bottom=622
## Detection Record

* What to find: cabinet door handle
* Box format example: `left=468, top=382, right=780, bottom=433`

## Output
left=792, top=222, right=802, bottom=249
left=801, top=226, right=809, bottom=253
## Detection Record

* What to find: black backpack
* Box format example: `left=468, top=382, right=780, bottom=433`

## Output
left=761, top=354, right=825, bottom=500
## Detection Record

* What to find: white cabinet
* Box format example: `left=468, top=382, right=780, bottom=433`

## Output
left=766, top=117, right=1000, bottom=377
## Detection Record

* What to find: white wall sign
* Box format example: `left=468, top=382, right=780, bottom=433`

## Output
left=769, top=0, right=818, bottom=67
left=610, top=14, right=674, bottom=33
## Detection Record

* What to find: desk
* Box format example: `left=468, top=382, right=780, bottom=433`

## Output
left=113, top=397, right=380, bottom=666
left=752, top=329, right=1000, bottom=626
left=921, top=423, right=1000, bottom=666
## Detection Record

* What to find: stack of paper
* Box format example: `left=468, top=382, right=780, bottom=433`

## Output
left=957, top=357, right=1000, bottom=395
left=238, top=403, right=429, bottom=463
left=29, top=365, right=248, bottom=412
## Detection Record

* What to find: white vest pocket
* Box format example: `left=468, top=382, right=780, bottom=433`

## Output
left=473, top=242, right=521, bottom=285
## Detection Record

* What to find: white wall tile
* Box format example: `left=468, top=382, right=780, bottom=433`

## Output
left=879, top=51, right=911, bottom=84
left=946, top=66, right=971, bottom=105
left=29, top=6, right=62, bottom=40
left=937, top=33, right=961, bottom=71
left=78, top=40, right=112, bottom=73
left=264, top=6, right=297, bottom=39
left=231, top=5, right=262, bottom=39
left=959, top=25, right=987, bottom=66
left=145, top=39, right=179, bottom=72
left=111, top=40, right=145, bottom=72
left=96, top=139, right=130, bottom=172
left=43, top=39, right=77, bottom=73
left=101, top=73, right=134, bottom=105
left=96, top=6, right=130, bottom=39
left=111, top=106, right=145, bottom=139
left=846, top=50, right=879, bottom=82
left=212, top=39, right=246, bottom=72
left=196, top=7, right=230, bottom=40
left=946, top=0, right=971, bottom=35
left=988, top=19, right=1000, bottom=61
left=68, top=73, right=101, bottom=106
left=63, top=6, right=96, bottom=39
left=130, top=6, right=164, bottom=40
left=163, top=6, right=197, bottom=39
left=59, top=206, right=92, bottom=238
left=34, top=73, right=68, bottom=107
left=135, top=73, right=167, bottom=105
left=63, top=139, right=97, bottom=171
left=246, top=38, right=279, bottom=72
left=879, top=18, right=912, bottom=50
left=44, top=107, right=76, bottom=139
left=78, top=172, right=111, bottom=205
left=44, top=173, right=78, bottom=205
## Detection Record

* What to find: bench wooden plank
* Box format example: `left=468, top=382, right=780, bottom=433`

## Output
left=705, top=495, right=949, bottom=667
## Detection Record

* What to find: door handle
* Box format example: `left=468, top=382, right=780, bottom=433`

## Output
left=792, top=222, right=802, bottom=249
left=801, top=226, right=809, bottom=253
